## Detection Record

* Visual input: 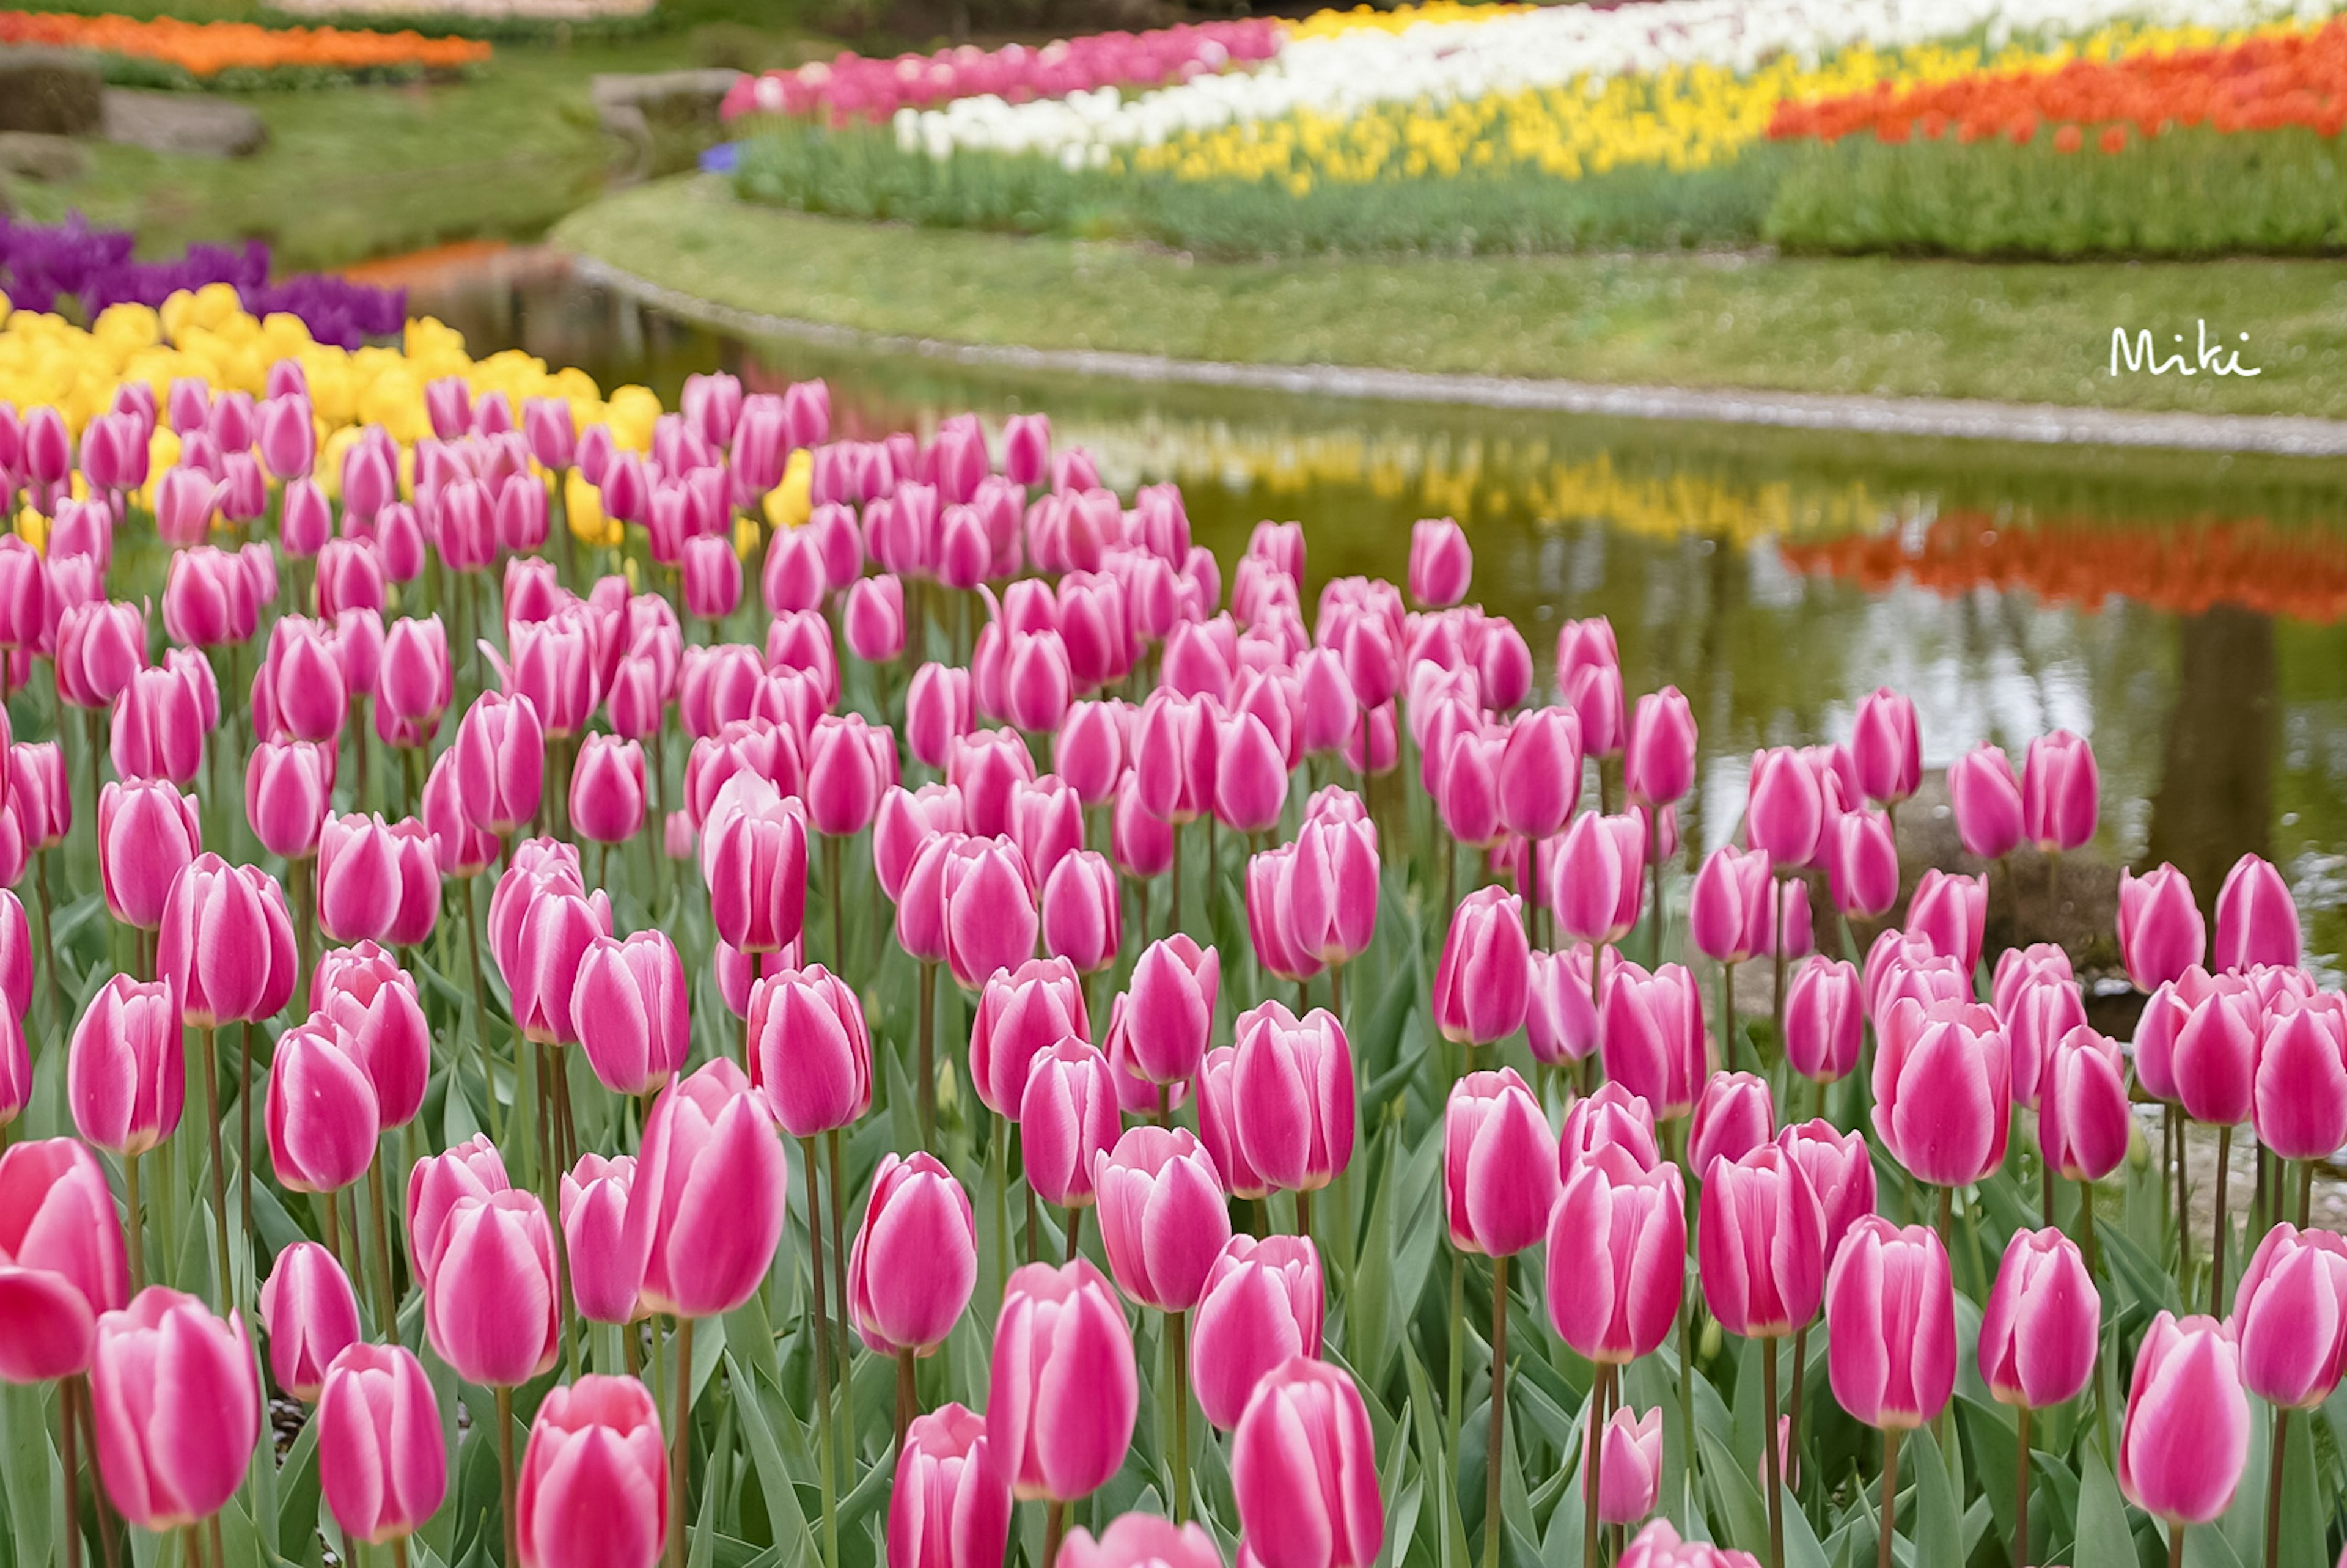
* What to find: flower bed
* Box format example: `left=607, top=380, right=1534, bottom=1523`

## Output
left=0, top=8, right=490, bottom=79
left=257, top=0, right=656, bottom=36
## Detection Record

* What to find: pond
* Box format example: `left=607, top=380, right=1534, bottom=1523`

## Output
left=405, top=249, right=2347, bottom=981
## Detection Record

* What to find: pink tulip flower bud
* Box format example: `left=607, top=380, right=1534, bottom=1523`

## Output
left=1094, top=1125, right=1231, bottom=1311
left=1021, top=1036, right=1121, bottom=1208
left=1689, top=847, right=1773, bottom=965
left=158, top=855, right=296, bottom=1030
left=1111, top=768, right=1174, bottom=881
left=1903, top=868, right=1986, bottom=975
left=846, top=575, right=906, bottom=662
left=2215, top=854, right=2300, bottom=971
left=1431, top=886, right=1529, bottom=1047
left=2173, top=979, right=2260, bottom=1127
left=626, top=1059, right=789, bottom=1319
left=1230, top=1002, right=1354, bottom=1195
left=89, top=1288, right=260, bottom=1531
left=372, top=623, right=444, bottom=741
left=1191, top=1234, right=1323, bottom=1432
left=97, top=779, right=200, bottom=932
left=1027, top=840, right=1114, bottom=978
left=2253, top=992, right=2347, bottom=1161
left=2233, top=1224, right=2347, bottom=1410
left=2041, top=1025, right=2131, bottom=1182
left=1825, top=810, right=1898, bottom=920
left=681, top=535, right=741, bottom=621
left=1285, top=805, right=1378, bottom=967
left=1851, top=687, right=1922, bottom=806
left=104, top=664, right=205, bottom=789
left=1825, top=1217, right=1956, bottom=1431
left=1688, top=1071, right=1775, bottom=1177
left=1443, top=1069, right=1560, bottom=1256
left=560, top=1152, right=643, bottom=1326
left=1600, top=961, right=1708, bottom=1121
left=1063, top=1516, right=1222, bottom=1568
left=2117, top=863, right=2205, bottom=991
left=570, top=735, right=647, bottom=846
left=2118, top=1312, right=2250, bottom=1524
left=702, top=778, right=808, bottom=955
left=315, top=1343, right=446, bottom=1545
left=889, top=1404, right=1010, bottom=1568
left=1054, top=701, right=1126, bottom=807
left=988, top=1259, right=1137, bottom=1500
left=0, top=537, right=50, bottom=653
left=1773, top=1119, right=1875, bottom=1260
left=1494, top=706, right=1580, bottom=844
left=425, top=1190, right=560, bottom=1387
left=1625, top=687, right=1696, bottom=808
left=1698, top=1143, right=1826, bottom=1338
left=875, top=783, right=963, bottom=901
left=161, top=546, right=256, bottom=649
left=1977, top=1227, right=2099, bottom=1410
left=404, top=1134, right=509, bottom=1281
left=246, top=739, right=333, bottom=861
left=747, top=964, right=872, bottom=1138
left=931, top=834, right=1038, bottom=992
left=2021, top=730, right=2098, bottom=852
left=1744, top=746, right=1825, bottom=868
left=315, top=812, right=402, bottom=946
left=422, top=750, right=496, bottom=877
left=571, top=931, right=689, bottom=1097
left=849, top=1152, right=977, bottom=1355
left=1551, top=810, right=1644, bottom=947
left=0, top=1138, right=128, bottom=1380
left=1230, top=1358, right=1384, bottom=1568
left=68, top=976, right=182, bottom=1157
left=306, top=943, right=426, bottom=1129
left=259, top=1240, right=359, bottom=1402
left=948, top=727, right=1035, bottom=840
left=1948, top=744, right=2024, bottom=860
left=1406, top=518, right=1471, bottom=608
left=907, top=664, right=974, bottom=771
left=266, top=1016, right=380, bottom=1195
left=515, top=1376, right=668, bottom=1568
left=1777, top=955, right=1860, bottom=1083
left=454, top=690, right=544, bottom=835
left=1592, top=1406, right=1665, bottom=1526
left=1872, top=997, right=2009, bottom=1187
left=1125, top=934, right=1218, bottom=1084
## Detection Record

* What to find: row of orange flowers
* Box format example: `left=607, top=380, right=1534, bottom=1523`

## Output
left=1766, top=18, right=2347, bottom=146
left=1779, top=512, right=2347, bottom=624
left=0, top=9, right=488, bottom=75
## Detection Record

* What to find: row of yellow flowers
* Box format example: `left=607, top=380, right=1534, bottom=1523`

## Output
left=1115, top=17, right=2321, bottom=191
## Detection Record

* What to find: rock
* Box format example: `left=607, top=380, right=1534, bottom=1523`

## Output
left=590, top=68, right=741, bottom=178
left=0, top=131, right=92, bottom=183
left=100, top=89, right=268, bottom=159
left=0, top=47, right=105, bottom=137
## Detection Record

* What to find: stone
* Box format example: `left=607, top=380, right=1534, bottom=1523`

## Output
left=0, top=131, right=92, bottom=183
left=100, top=89, right=268, bottom=159
left=0, top=48, right=105, bottom=137
left=590, top=68, right=741, bottom=178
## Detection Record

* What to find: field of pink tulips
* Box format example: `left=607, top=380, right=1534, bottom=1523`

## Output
left=0, top=295, right=2342, bottom=1568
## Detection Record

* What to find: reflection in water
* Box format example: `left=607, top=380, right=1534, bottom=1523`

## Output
left=407, top=257, right=2347, bottom=977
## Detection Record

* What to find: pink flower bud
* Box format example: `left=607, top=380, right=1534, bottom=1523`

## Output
left=849, top=1152, right=976, bottom=1355
left=259, top=1241, right=359, bottom=1402
left=1826, top=1217, right=1956, bottom=1431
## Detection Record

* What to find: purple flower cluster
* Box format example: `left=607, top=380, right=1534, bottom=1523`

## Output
left=1, top=215, right=404, bottom=348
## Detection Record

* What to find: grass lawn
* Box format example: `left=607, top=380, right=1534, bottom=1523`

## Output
left=556, top=174, right=2347, bottom=419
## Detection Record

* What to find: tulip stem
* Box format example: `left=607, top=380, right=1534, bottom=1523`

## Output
left=1297, top=1188, right=1313, bottom=1240
left=61, top=1362, right=82, bottom=1568
left=670, top=1317, right=695, bottom=1568
left=1065, top=1206, right=1084, bottom=1262
left=2266, top=1407, right=2290, bottom=1568
left=124, top=1151, right=145, bottom=1292
left=1876, top=1426, right=1903, bottom=1568
left=1446, top=1253, right=1465, bottom=1495
left=1764, top=1336, right=1784, bottom=1568
left=2300, top=1160, right=2315, bottom=1229
left=2168, top=1524, right=2186, bottom=1568
left=498, top=1385, right=520, bottom=1568
left=367, top=1143, right=399, bottom=1332
left=73, top=1377, right=119, bottom=1568
left=1719, top=962, right=1736, bottom=1073
left=917, top=962, right=938, bottom=1150
left=2211, top=1124, right=2233, bottom=1317
left=198, top=1026, right=232, bottom=1311
left=826, top=835, right=845, bottom=977
left=1043, top=1501, right=1067, bottom=1568
left=392, top=1537, right=410, bottom=1568
left=2014, top=1403, right=2031, bottom=1568
left=462, top=877, right=501, bottom=1143
left=1170, top=1308, right=1192, bottom=1523
left=993, top=1128, right=1010, bottom=1320
left=895, top=1349, right=916, bottom=1458
left=1647, top=813, right=1664, bottom=970
left=1770, top=873, right=1788, bottom=1054
left=205, top=1512, right=223, bottom=1568
left=1584, top=1364, right=1611, bottom=1568
left=801, top=1138, right=835, bottom=1533
left=1786, top=1326, right=1807, bottom=1493
left=35, top=849, right=61, bottom=1051
left=1484, top=1255, right=1509, bottom=1568
left=240, top=1022, right=255, bottom=1291
left=2079, top=1182, right=2100, bottom=1282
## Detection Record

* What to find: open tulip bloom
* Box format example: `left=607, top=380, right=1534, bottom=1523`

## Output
left=0, top=323, right=2335, bottom=1568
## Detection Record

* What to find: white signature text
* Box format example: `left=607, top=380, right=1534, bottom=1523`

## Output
left=2110, top=320, right=2262, bottom=377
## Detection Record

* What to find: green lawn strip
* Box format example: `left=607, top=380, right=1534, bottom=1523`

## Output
left=555, top=175, right=2347, bottom=419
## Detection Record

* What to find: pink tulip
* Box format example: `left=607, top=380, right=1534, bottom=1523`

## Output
left=1194, top=1044, right=1266, bottom=1202
left=1285, top=804, right=1378, bottom=967
left=1977, top=1228, right=2099, bottom=1410
left=158, top=855, right=296, bottom=1030
left=560, top=1153, right=643, bottom=1326
left=515, top=1376, right=669, bottom=1568
left=1625, top=687, right=1695, bottom=808
left=1125, top=934, right=1219, bottom=1084
left=1011, top=775, right=1083, bottom=892
left=1777, top=956, right=1859, bottom=1083
left=2233, top=1225, right=2347, bottom=1409
left=1872, top=997, right=2008, bottom=1187
left=907, top=664, right=974, bottom=771
left=570, top=735, right=647, bottom=844
left=1063, top=1515, right=1223, bottom=1568
left=89, top=1288, right=260, bottom=1530
left=571, top=931, right=690, bottom=1097
left=1746, top=747, right=1825, bottom=867
left=1772, top=1119, right=1875, bottom=1261
left=1552, top=810, right=1644, bottom=947
left=57, top=600, right=146, bottom=712
left=931, top=834, right=1038, bottom=991
left=2021, top=730, right=2098, bottom=852
left=2174, top=979, right=2260, bottom=1127
left=98, top=779, right=200, bottom=931
left=1689, top=848, right=1773, bottom=965
left=267, top=1018, right=380, bottom=1195
left=1094, top=1125, right=1231, bottom=1311
left=2117, top=864, right=2205, bottom=991
left=1688, top=1071, right=1775, bottom=1176
left=259, top=1240, right=360, bottom=1402
left=424, top=1190, right=559, bottom=1387
left=1596, top=1407, right=1664, bottom=1525
left=1407, top=518, right=1471, bottom=608
left=806, top=713, right=887, bottom=838
left=68, top=975, right=182, bottom=1157
left=2000, top=975, right=2086, bottom=1112
left=681, top=534, right=741, bottom=620
left=1497, top=706, right=1580, bottom=841
left=2215, top=854, right=2300, bottom=972
left=246, top=740, right=334, bottom=860
left=2042, top=1027, right=2132, bottom=1182
left=1192, top=1234, right=1324, bottom=1432
left=454, top=690, right=545, bottom=836
left=1432, top=886, right=1529, bottom=1047
left=747, top=964, right=872, bottom=1138
left=0, top=1139, right=128, bottom=1382
left=626, top=1060, right=789, bottom=1319
left=1826, top=810, right=1899, bottom=920
left=405, top=1135, right=510, bottom=1280
left=316, top=1343, right=446, bottom=1545
left=1231, top=1002, right=1355, bottom=1195
left=987, top=1259, right=1137, bottom=1501
left=1021, top=1038, right=1122, bottom=1209
left=702, top=778, right=808, bottom=956
left=1948, top=744, right=2024, bottom=860
left=848, top=1152, right=976, bottom=1356
left=1825, top=1217, right=1955, bottom=1430
left=845, top=576, right=906, bottom=663
left=889, top=1405, right=1011, bottom=1568
left=1851, top=689, right=1920, bottom=807
left=969, top=956, right=1090, bottom=1117
left=1698, top=1143, right=1825, bottom=1338
left=1230, top=1358, right=1384, bottom=1568
left=1903, top=868, right=1985, bottom=974
left=1444, top=1069, right=1559, bottom=1256
left=1042, top=850, right=1122, bottom=974
left=1600, top=961, right=1708, bottom=1121
left=2118, top=1312, right=2250, bottom=1524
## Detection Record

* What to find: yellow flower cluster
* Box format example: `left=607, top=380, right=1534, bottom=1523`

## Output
left=1121, top=17, right=2312, bottom=190
left=0, top=284, right=708, bottom=550
left=1287, top=1, right=1533, bottom=43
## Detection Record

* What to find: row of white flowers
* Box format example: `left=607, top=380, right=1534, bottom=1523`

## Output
left=891, top=0, right=2342, bottom=166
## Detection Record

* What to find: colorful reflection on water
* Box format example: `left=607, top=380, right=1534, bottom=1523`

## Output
left=409, top=256, right=2347, bottom=976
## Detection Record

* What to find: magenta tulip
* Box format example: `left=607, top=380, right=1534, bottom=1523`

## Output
left=259, top=1240, right=360, bottom=1402
left=1698, top=1143, right=1825, bottom=1338
left=2233, top=1225, right=2347, bottom=1409
left=1824, top=1217, right=1956, bottom=1431
left=2118, top=863, right=2206, bottom=991
left=627, top=1060, right=788, bottom=1319
left=1948, top=744, right=2024, bottom=860
left=1094, top=1125, right=1231, bottom=1311
left=1230, top=1358, right=1384, bottom=1568
left=316, top=1343, right=446, bottom=1545
left=1977, top=1228, right=2099, bottom=1409
left=560, top=1153, right=643, bottom=1326
left=2042, top=1027, right=2132, bottom=1182
left=2118, top=1312, right=2250, bottom=1525
left=1851, top=688, right=1920, bottom=807
left=1192, top=1234, right=1324, bottom=1432
left=1600, top=961, right=1708, bottom=1121
left=849, top=1152, right=977, bottom=1356
left=2215, top=853, right=2300, bottom=972
left=986, top=1258, right=1137, bottom=1501
left=89, top=1288, right=260, bottom=1530
left=1444, top=1069, right=1560, bottom=1256
left=889, top=1405, right=1010, bottom=1568
left=747, top=964, right=873, bottom=1138
left=515, top=1376, right=669, bottom=1568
